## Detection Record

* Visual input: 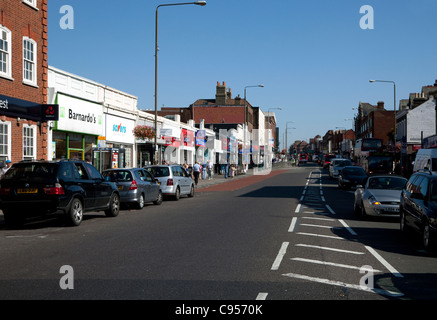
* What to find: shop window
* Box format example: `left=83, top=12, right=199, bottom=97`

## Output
left=53, top=131, right=67, bottom=159
left=0, top=27, right=11, bottom=79
left=23, top=37, right=37, bottom=86
left=23, top=124, right=36, bottom=160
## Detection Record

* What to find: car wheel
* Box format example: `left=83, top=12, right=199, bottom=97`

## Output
left=188, top=185, right=194, bottom=198
left=67, top=198, right=83, bottom=226
left=137, top=194, right=145, bottom=209
left=105, top=193, right=120, bottom=217
left=153, top=191, right=163, bottom=205
left=400, top=209, right=408, bottom=234
left=174, top=187, right=180, bottom=201
left=422, top=221, right=434, bottom=251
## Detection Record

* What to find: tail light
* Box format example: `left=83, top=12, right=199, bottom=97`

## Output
left=167, top=178, right=174, bottom=186
left=43, top=183, right=65, bottom=195
left=0, top=188, right=11, bottom=195
left=129, top=180, right=138, bottom=191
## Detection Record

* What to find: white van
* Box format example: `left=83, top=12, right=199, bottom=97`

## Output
left=413, top=148, right=437, bottom=173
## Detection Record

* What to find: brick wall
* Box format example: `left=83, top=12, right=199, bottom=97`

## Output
left=0, top=0, right=48, bottom=162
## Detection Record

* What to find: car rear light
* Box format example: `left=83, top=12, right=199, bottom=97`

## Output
left=0, top=188, right=11, bottom=195
left=167, top=179, right=174, bottom=186
left=43, top=183, right=65, bottom=195
left=129, top=180, right=138, bottom=190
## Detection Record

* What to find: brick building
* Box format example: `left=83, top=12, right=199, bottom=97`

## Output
left=0, top=0, right=55, bottom=164
left=354, top=101, right=395, bottom=147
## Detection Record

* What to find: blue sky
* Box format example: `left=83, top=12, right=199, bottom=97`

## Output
left=48, top=0, right=437, bottom=150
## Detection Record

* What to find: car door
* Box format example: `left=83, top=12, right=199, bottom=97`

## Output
left=136, top=169, right=151, bottom=202
left=143, top=169, right=159, bottom=201
left=84, top=162, right=112, bottom=208
left=72, top=162, right=95, bottom=209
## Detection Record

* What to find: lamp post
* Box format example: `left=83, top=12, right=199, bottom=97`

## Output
left=154, top=1, right=206, bottom=164
left=243, top=84, right=263, bottom=172
left=267, top=107, right=282, bottom=162
left=369, top=79, right=397, bottom=147
left=286, top=121, right=295, bottom=157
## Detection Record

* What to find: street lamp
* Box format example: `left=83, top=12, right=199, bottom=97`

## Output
left=286, top=121, right=295, bottom=156
left=243, top=84, right=263, bottom=172
left=154, top=1, right=206, bottom=164
left=267, top=107, right=282, bottom=155
left=369, top=79, right=397, bottom=146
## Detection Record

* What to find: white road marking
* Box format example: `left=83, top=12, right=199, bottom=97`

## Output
left=256, top=292, right=268, bottom=300
left=300, top=223, right=340, bottom=229
left=325, top=205, right=336, bottom=215
left=291, top=257, right=383, bottom=272
left=288, top=217, right=298, bottom=232
left=365, top=246, right=404, bottom=278
left=282, top=273, right=403, bottom=297
left=338, top=219, right=357, bottom=236
left=301, top=217, right=335, bottom=221
left=297, top=232, right=344, bottom=240
left=271, top=242, right=289, bottom=270
left=295, top=204, right=301, bottom=213
left=295, top=244, right=364, bottom=255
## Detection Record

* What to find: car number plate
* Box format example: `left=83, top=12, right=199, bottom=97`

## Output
left=17, top=188, right=38, bottom=194
left=385, top=207, right=399, bottom=212
left=117, top=186, right=123, bottom=190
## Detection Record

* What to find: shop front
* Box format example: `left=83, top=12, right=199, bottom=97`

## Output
left=51, top=93, right=103, bottom=163
left=93, top=113, right=135, bottom=171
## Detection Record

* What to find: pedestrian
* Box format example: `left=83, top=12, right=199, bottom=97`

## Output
left=207, top=160, right=213, bottom=180
left=229, top=164, right=236, bottom=178
left=2, top=160, right=12, bottom=177
left=192, top=161, right=201, bottom=185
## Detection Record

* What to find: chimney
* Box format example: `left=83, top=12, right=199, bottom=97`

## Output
left=215, top=81, right=227, bottom=105
left=377, top=101, right=384, bottom=109
left=234, top=94, right=241, bottom=105
left=227, top=88, right=232, bottom=100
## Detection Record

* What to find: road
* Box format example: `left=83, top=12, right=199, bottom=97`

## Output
left=0, top=163, right=436, bottom=303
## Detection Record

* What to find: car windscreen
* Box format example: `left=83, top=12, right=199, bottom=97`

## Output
left=2, top=163, right=58, bottom=180
left=146, top=167, right=170, bottom=177
left=334, top=160, right=352, bottom=167
left=102, top=170, right=133, bottom=182
left=367, top=177, right=407, bottom=190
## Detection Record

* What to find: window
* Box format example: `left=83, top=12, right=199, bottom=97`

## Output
left=0, top=122, right=10, bottom=162
left=0, top=27, right=11, bottom=78
left=23, top=37, right=37, bottom=85
left=23, top=124, right=36, bottom=160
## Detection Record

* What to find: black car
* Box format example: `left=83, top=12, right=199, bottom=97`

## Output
left=400, top=170, right=437, bottom=250
left=338, top=166, right=367, bottom=190
left=0, top=160, right=120, bottom=227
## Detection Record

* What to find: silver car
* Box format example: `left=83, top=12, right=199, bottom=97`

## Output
left=329, top=158, right=352, bottom=179
left=354, top=175, right=407, bottom=218
left=145, top=165, right=194, bottom=200
left=102, top=168, right=163, bottom=209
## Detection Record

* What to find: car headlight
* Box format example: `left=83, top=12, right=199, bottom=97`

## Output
left=368, top=195, right=380, bottom=205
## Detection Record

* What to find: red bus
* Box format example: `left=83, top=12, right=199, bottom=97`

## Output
left=354, top=138, right=393, bottom=174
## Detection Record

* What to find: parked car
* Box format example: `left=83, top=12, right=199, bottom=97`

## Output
left=145, top=165, right=194, bottom=200
left=329, top=158, right=352, bottom=179
left=102, top=168, right=162, bottom=209
left=0, top=160, right=120, bottom=227
left=354, top=175, right=408, bottom=218
left=400, top=170, right=437, bottom=250
left=337, top=166, right=367, bottom=190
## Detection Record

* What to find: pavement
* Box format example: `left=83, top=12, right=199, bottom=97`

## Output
left=195, top=162, right=294, bottom=190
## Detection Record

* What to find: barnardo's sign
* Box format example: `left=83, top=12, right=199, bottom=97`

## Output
left=56, top=93, right=103, bottom=135
left=0, top=94, right=58, bottom=121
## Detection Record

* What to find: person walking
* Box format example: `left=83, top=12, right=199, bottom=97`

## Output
left=207, top=160, right=213, bottom=180
left=192, top=161, right=201, bottom=185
